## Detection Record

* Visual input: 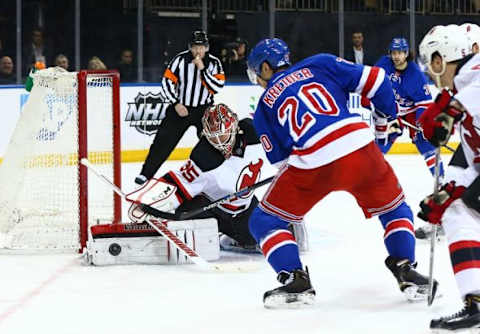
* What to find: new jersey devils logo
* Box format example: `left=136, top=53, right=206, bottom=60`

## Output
left=235, top=159, right=264, bottom=199
left=463, top=113, right=480, bottom=163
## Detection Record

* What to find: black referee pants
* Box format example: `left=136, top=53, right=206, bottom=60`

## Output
left=139, top=104, right=209, bottom=179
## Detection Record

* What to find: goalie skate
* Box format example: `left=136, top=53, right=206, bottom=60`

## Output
left=263, top=268, right=316, bottom=309
left=219, top=234, right=261, bottom=254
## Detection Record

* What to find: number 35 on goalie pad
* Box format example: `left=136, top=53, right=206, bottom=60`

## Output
left=85, top=219, right=219, bottom=266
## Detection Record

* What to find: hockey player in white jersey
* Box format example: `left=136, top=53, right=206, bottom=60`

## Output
left=417, top=23, right=480, bottom=243
left=418, top=24, right=480, bottom=331
left=127, top=103, right=280, bottom=253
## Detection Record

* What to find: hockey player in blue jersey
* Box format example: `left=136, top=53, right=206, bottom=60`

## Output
left=374, top=37, right=444, bottom=176
left=246, top=38, right=438, bottom=308
left=374, top=37, right=445, bottom=240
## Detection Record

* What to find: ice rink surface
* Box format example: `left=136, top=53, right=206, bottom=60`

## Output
left=0, top=154, right=465, bottom=334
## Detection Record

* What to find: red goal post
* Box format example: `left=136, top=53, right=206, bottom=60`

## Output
left=78, top=70, right=122, bottom=251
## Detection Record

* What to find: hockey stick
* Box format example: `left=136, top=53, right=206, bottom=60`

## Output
left=400, top=119, right=455, bottom=153
left=80, top=158, right=214, bottom=271
left=141, top=176, right=275, bottom=221
left=427, top=148, right=441, bottom=306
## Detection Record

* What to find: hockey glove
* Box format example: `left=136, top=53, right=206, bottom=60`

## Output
left=418, top=181, right=466, bottom=225
left=418, top=89, right=463, bottom=147
left=373, top=113, right=402, bottom=146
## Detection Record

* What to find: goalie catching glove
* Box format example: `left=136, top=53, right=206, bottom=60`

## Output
left=418, top=181, right=466, bottom=225
left=418, top=89, right=463, bottom=147
left=126, top=178, right=178, bottom=223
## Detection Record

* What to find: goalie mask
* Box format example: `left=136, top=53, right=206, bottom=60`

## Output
left=202, top=104, right=239, bottom=158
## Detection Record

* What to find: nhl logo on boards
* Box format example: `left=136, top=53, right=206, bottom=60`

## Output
left=125, top=92, right=170, bottom=136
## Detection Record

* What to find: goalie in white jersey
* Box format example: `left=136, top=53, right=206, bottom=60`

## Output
left=127, top=103, right=272, bottom=253
left=418, top=24, right=480, bottom=331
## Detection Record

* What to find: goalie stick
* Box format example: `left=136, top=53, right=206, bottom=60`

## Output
left=140, top=176, right=274, bottom=221
left=80, top=158, right=214, bottom=271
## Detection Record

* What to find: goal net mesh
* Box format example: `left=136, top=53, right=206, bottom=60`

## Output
left=0, top=68, right=119, bottom=250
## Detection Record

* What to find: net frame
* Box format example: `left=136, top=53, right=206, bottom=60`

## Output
left=78, top=70, right=121, bottom=251
left=0, top=69, right=121, bottom=252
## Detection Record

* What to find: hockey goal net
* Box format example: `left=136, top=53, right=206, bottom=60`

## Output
left=0, top=68, right=121, bottom=251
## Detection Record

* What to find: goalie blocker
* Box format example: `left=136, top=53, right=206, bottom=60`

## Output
left=86, top=219, right=219, bottom=266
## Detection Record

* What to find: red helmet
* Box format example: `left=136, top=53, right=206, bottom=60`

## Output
left=202, top=103, right=239, bottom=158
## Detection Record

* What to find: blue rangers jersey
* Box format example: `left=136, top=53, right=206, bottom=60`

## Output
left=375, top=55, right=432, bottom=116
left=253, top=54, right=397, bottom=169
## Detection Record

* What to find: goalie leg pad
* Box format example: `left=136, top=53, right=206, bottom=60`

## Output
left=86, top=219, right=219, bottom=266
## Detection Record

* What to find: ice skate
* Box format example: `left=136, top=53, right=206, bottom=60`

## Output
left=385, top=256, right=438, bottom=302
left=263, top=267, right=316, bottom=309
left=430, top=294, right=480, bottom=332
left=219, top=234, right=261, bottom=254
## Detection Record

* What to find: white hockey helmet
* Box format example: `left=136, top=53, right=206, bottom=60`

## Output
left=419, top=24, right=472, bottom=83
left=461, top=22, right=480, bottom=49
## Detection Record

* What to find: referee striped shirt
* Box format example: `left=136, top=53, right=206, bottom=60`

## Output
left=162, top=50, right=225, bottom=107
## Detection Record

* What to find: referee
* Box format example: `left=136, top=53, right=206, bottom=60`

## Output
left=135, top=30, right=225, bottom=185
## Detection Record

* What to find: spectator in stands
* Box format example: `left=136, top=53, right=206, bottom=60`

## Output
left=54, top=54, right=69, bottom=71
left=0, top=56, right=16, bottom=85
left=345, top=30, right=375, bottom=65
left=0, top=56, right=15, bottom=84
left=23, top=28, right=52, bottom=75
left=88, top=56, right=107, bottom=70
left=222, top=37, right=248, bottom=79
left=117, top=49, right=136, bottom=82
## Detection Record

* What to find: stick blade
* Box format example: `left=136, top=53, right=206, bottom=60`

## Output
left=428, top=280, right=439, bottom=306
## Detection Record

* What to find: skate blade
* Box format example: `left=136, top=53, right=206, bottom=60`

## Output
left=264, top=292, right=315, bottom=309
left=219, top=244, right=261, bottom=254
left=431, top=328, right=480, bottom=333
left=404, top=284, right=442, bottom=303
